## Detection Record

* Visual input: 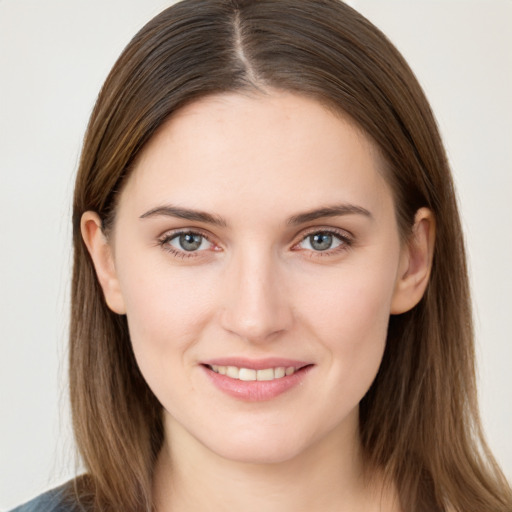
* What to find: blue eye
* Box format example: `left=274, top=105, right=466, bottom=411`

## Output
left=298, top=231, right=346, bottom=252
left=166, top=232, right=213, bottom=252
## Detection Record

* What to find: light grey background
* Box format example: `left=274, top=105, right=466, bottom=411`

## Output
left=1, top=0, right=511, bottom=509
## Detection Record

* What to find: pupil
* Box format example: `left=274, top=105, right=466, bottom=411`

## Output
left=311, top=233, right=332, bottom=251
left=180, top=233, right=202, bottom=251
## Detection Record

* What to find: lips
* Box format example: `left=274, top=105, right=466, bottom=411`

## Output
left=201, top=358, right=313, bottom=401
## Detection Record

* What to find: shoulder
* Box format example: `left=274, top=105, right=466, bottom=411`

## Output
left=8, top=481, right=82, bottom=512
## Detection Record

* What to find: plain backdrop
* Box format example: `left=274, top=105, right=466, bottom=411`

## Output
left=1, top=0, right=511, bottom=509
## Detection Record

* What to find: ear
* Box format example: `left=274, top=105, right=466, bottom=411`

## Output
left=391, top=207, right=435, bottom=315
left=80, top=211, right=126, bottom=314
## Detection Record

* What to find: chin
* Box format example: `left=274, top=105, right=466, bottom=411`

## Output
left=211, top=440, right=306, bottom=465
left=198, top=424, right=322, bottom=466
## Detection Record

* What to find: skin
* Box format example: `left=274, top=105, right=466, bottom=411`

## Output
left=82, top=90, right=434, bottom=512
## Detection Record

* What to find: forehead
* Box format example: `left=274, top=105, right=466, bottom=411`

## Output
left=120, top=90, right=392, bottom=222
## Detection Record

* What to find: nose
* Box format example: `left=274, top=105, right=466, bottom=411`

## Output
left=219, top=248, right=293, bottom=343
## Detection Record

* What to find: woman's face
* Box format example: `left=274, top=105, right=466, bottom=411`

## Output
left=93, top=91, right=416, bottom=464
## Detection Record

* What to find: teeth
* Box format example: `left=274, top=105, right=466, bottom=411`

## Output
left=239, top=368, right=257, bottom=381
left=274, top=367, right=285, bottom=378
left=256, top=368, right=274, bottom=381
left=209, top=365, right=297, bottom=381
left=226, top=366, right=239, bottom=378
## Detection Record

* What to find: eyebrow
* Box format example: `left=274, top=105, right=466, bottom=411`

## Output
left=286, top=204, right=372, bottom=225
left=139, top=205, right=228, bottom=227
left=139, top=203, right=372, bottom=227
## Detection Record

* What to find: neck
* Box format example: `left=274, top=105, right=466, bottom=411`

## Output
left=153, top=412, right=400, bottom=512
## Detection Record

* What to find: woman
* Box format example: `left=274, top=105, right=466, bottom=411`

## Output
left=11, top=0, right=512, bottom=511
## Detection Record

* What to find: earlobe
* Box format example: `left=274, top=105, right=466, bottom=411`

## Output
left=80, top=211, right=127, bottom=315
left=390, top=207, right=435, bottom=315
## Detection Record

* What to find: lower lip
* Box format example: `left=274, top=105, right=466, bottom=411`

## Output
left=202, top=365, right=313, bottom=402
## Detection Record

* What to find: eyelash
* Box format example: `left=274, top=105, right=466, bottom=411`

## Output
left=294, top=228, right=353, bottom=257
left=157, top=229, right=216, bottom=259
left=157, top=228, right=353, bottom=259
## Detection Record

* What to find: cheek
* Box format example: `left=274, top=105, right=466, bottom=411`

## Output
left=298, top=257, right=397, bottom=337
left=118, top=268, right=220, bottom=419
left=295, top=255, right=399, bottom=389
left=116, top=256, right=218, bottom=374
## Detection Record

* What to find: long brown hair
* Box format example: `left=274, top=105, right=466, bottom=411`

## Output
left=70, top=1, right=512, bottom=510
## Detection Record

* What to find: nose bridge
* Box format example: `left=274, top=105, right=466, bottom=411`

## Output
left=220, top=243, right=291, bottom=342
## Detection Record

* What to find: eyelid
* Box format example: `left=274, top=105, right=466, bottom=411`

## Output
left=291, top=226, right=354, bottom=254
left=295, top=225, right=354, bottom=243
left=158, top=226, right=216, bottom=243
left=157, top=228, right=220, bottom=257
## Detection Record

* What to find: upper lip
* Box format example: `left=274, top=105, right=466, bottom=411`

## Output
left=201, top=357, right=312, bottom=370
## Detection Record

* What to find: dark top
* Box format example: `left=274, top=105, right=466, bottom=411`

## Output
left=9, top=482, right=81, bottom=512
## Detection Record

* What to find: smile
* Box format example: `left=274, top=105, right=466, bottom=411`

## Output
left=201, top=359, right=313, bottom=401
left=207, top=365, right=298, bottom=381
